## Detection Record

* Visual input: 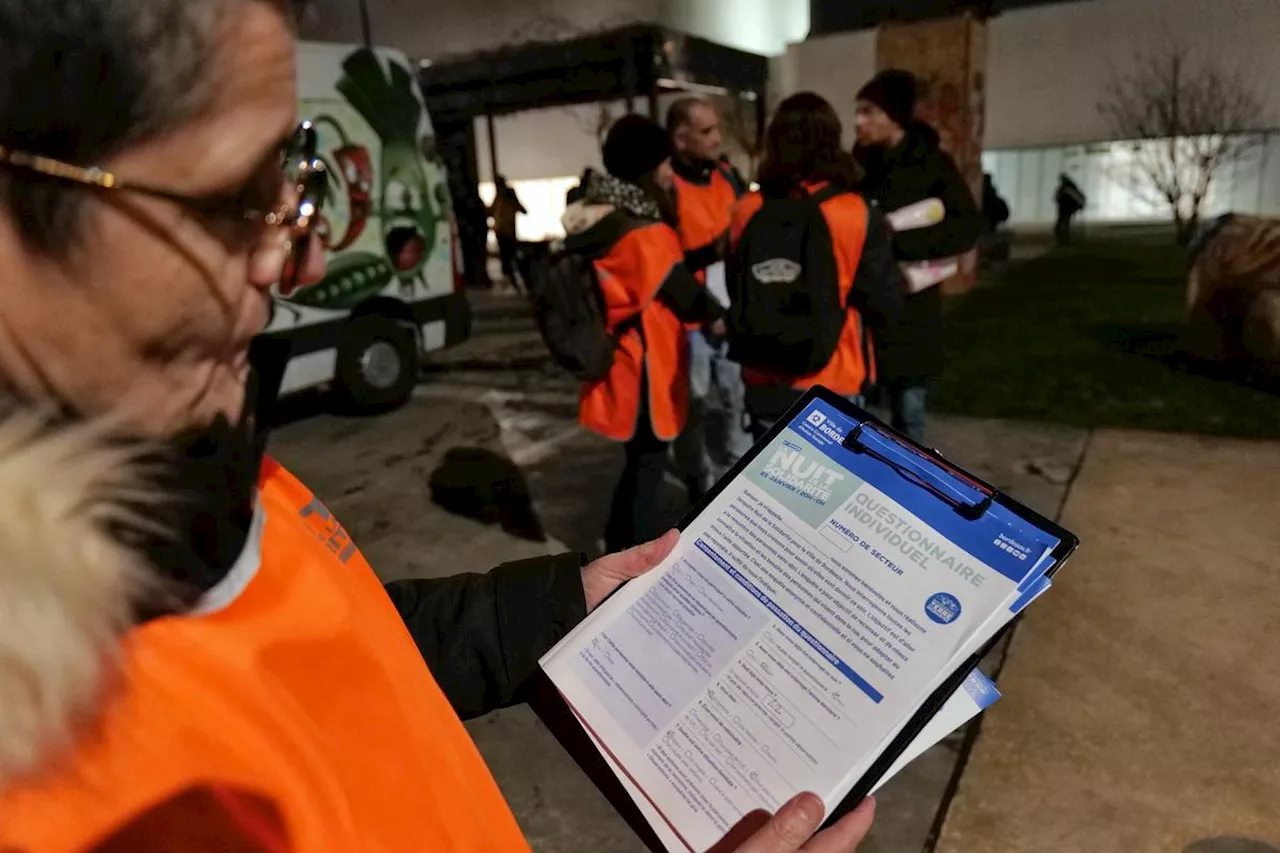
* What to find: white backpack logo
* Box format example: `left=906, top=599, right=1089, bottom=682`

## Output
left=751, top=258, right=802, bottom=284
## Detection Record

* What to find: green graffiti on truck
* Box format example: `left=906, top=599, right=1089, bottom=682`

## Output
left=288, top=47, right=443, bottom=311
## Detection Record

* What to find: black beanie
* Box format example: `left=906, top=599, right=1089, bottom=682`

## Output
left=856, top=69, right=919, bottom=129
left=602, top=114, right=674, bottom=183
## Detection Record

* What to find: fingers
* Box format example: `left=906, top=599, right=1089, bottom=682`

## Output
left=734, top=792, right=825, bottom=853
left=803, top=797, right=876, bottom=853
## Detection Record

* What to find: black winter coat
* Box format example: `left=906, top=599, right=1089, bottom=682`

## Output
left=856, top=123, right=983, bottom=381
left=385, top=553, right=586, bottom=719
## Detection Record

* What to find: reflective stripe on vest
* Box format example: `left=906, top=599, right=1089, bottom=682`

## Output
left=0, top=458, right=530, bottom=853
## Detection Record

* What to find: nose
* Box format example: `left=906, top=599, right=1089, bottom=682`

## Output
left=247, top=226, right=327, bottom=294
left=248, top=230, right=289, bottom=292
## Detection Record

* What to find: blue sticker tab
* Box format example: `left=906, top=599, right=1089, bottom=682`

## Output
left=1009, top=575, right=1051, bottom=614
left=961, top=669, right=1002, bottom=710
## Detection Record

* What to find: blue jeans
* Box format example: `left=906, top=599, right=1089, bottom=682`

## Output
left=746, top=386, right=865, bottom=442
left=889, top=381, right=929, bottom=445
left=672, top=331, right=752, bottom=495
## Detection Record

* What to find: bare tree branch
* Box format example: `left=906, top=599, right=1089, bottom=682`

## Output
left=1097, top=38, right=1264, bottom=243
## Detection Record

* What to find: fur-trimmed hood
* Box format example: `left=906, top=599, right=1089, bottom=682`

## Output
left=0, top=342, right=275, bottom=789
left=0, top=409, right=154, bottom=787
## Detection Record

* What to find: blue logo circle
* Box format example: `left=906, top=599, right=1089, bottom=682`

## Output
left=925, top=593, right=962, bottom=625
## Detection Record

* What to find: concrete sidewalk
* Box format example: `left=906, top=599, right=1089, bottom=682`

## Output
left=935, top=429, right=1280, bottom=853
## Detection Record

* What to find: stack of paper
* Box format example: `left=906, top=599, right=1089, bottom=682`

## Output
left=540, top=394, right=1071, bottom=853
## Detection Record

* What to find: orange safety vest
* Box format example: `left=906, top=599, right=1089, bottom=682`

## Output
left=672, top=168, right=738, bottom=285
left=729, top=184, right=874, bottom=396
left=673, top=168, right=739, bottom=333
left=578, top=221, right=689, bottom=443
left=0, top=458, right=530, bottom=853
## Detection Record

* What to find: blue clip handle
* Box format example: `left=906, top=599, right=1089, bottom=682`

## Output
left=843, top=423, right=993, bottom=520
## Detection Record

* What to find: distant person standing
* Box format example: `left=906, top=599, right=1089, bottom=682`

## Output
left=854, top=69, right=982, bottom=444
left=488, top=175, right=527, bottom=292
left=980, top=172, right=1012, bottom=263
left=666, top=97, right=752, bottom=500
left=1054, top=173, right=1086, bottom=245
left=982, top=173, right=1010, bottom=232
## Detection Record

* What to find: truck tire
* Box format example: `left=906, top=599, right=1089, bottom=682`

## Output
left=333, top=314, right=418, bottom=413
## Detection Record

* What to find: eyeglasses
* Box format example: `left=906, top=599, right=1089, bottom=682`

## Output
left=0, top=121, right=328, bottom=294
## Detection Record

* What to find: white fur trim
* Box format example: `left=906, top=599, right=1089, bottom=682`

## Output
left=0, top=411, right=153, bottom=786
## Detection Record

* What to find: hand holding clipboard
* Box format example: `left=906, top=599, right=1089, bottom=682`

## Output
left=534, top=389, right=1078, bottom=853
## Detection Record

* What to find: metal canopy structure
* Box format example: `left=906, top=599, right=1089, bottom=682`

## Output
left=418, top=23, right=769, bottom=126
left=419, top=23, right=769, bottom=287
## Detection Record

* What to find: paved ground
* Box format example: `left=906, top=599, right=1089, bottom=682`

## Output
left=935, top=430, right=1280, bottom=853
left=268, top=290, right=1092, bottom=852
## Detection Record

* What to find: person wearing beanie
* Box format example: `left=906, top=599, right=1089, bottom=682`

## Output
left=664, top=97, right=752, bottom=504
left=567, top=115, right=726, bottom=552
left=853, top=69, right=983, bottom=444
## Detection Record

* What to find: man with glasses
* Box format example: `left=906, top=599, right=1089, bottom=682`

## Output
left=0, top=2, right=875, bottom=852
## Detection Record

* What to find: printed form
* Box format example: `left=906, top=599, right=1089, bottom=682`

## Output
left=541, top=399, right=1057, bottom=852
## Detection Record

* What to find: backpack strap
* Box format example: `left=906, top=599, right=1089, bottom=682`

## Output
left=563, top=211, right=662, bottom=344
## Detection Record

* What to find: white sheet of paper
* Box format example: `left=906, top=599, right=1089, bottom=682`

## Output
left=886, top=198, right=946, bottom=232
left=902, top=259, right=959, bottom=293
left=870, top=668, right=1000, bottom=794
left=705, top=261, right=730, bottom=308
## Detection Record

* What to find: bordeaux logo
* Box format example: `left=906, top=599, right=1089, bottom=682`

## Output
left=752, top=258, right=802, bottom=284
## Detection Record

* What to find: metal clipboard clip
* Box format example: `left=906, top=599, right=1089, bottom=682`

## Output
left=842, top=423, right=994, bottom=521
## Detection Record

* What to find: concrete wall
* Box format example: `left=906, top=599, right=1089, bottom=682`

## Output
left=781, top=0, right=1280, bottom=150
left=985, top=0, right=1280, bottom=148
left=773, top=29, right=877, bottom=148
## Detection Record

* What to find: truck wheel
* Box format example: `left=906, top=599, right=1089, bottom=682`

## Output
left=333, top=314, right=418, bottom=413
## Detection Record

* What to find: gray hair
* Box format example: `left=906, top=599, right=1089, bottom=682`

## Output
left=0, top=0, right=301, bottom=256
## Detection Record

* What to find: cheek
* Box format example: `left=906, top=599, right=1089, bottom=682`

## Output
left=90, top=209, right=251, bottom=349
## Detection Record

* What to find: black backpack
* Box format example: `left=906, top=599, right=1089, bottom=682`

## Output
left=727, top=186, right=846, bottom=376
left=525, top=213, right=647, bottom=382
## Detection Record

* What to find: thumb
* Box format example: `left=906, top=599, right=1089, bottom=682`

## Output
left=737, top=793, right=825, bottom=853
left=617, top=528, right=680, bottom=576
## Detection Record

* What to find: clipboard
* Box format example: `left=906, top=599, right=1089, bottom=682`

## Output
left=531, top=385, right=1079, bottom=851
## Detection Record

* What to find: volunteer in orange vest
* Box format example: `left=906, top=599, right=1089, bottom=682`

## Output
left=573, top=115, right=727, bottom=552
left=730, top=93, right=904, bottom=439
left=0, top=6, right=877, bottom=851
left=666, top=97, right=753, bottom=502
